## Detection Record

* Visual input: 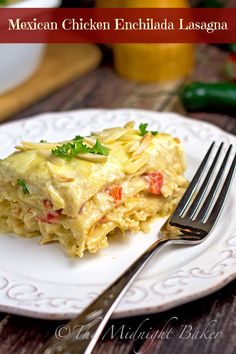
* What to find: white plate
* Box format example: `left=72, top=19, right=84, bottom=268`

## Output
left=0, top=109, right=235, bottom=320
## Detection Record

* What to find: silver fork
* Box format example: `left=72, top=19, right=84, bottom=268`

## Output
left=39, top=142, right=236, bottom=354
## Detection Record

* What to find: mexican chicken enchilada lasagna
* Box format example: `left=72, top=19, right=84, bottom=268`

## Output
left=0, top=121, right=187, bottom=257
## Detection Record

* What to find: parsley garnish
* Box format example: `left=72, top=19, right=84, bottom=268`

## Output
left=73, top=136, right=83, bottom=142
left=17, top=179, right=30, bottom=195
left=40, top=140, right=47, bottom=143
left=51, top=136, right=109, bottom=160
left=89, top=139, right=109, bottom=156
left=139, top=123, right=158, bottom=137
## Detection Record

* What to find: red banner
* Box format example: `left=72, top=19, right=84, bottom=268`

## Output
left=0, top=8, right=236, bottom=43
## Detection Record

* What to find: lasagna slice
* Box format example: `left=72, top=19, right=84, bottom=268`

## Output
left=0, top=121, right=188, bottom=257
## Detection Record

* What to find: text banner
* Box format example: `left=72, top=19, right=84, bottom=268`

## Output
left=0, top=8, right=236, bottom=43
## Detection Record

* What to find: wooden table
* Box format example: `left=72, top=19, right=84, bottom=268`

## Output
left=0, top=42, right=236, bottom=354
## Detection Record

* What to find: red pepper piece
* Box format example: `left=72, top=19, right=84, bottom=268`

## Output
left=38, top=200, right=62, bottom=224
left=145, top=171, right=164, bottom=195
left=106, top=185, right=122, bottom=204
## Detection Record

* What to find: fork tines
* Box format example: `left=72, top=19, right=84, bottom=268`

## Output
left=171, top=142, right=236, bottom=231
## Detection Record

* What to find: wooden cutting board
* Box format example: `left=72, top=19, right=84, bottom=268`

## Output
left=0, top=44, right=102, bottom=122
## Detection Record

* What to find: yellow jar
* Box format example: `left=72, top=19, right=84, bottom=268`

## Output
left=96, top=0, right=195, bottom=83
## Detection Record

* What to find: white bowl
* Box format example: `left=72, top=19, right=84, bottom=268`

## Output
left=0, top=0, right=61, bottom=95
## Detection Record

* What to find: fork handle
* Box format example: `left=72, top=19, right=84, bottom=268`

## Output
left=40, top=237, right=170, bottom=354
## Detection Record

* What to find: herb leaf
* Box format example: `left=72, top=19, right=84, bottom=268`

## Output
left=89, top=139, right=109, bottom=156
left=151, top=130, right=158, bottom=136
left=17, top=179, right=30, bottom=195
left=51, top=141, right=88, bottom=160
left=73, top=136, right=83, bottom=142
left=139, top=123, right=158, bottom=137
left=51, top=137, right=109, bottom=160
left=139, top=123, right=148, bottom=136
left=40, top=140, right=47, bottom=143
